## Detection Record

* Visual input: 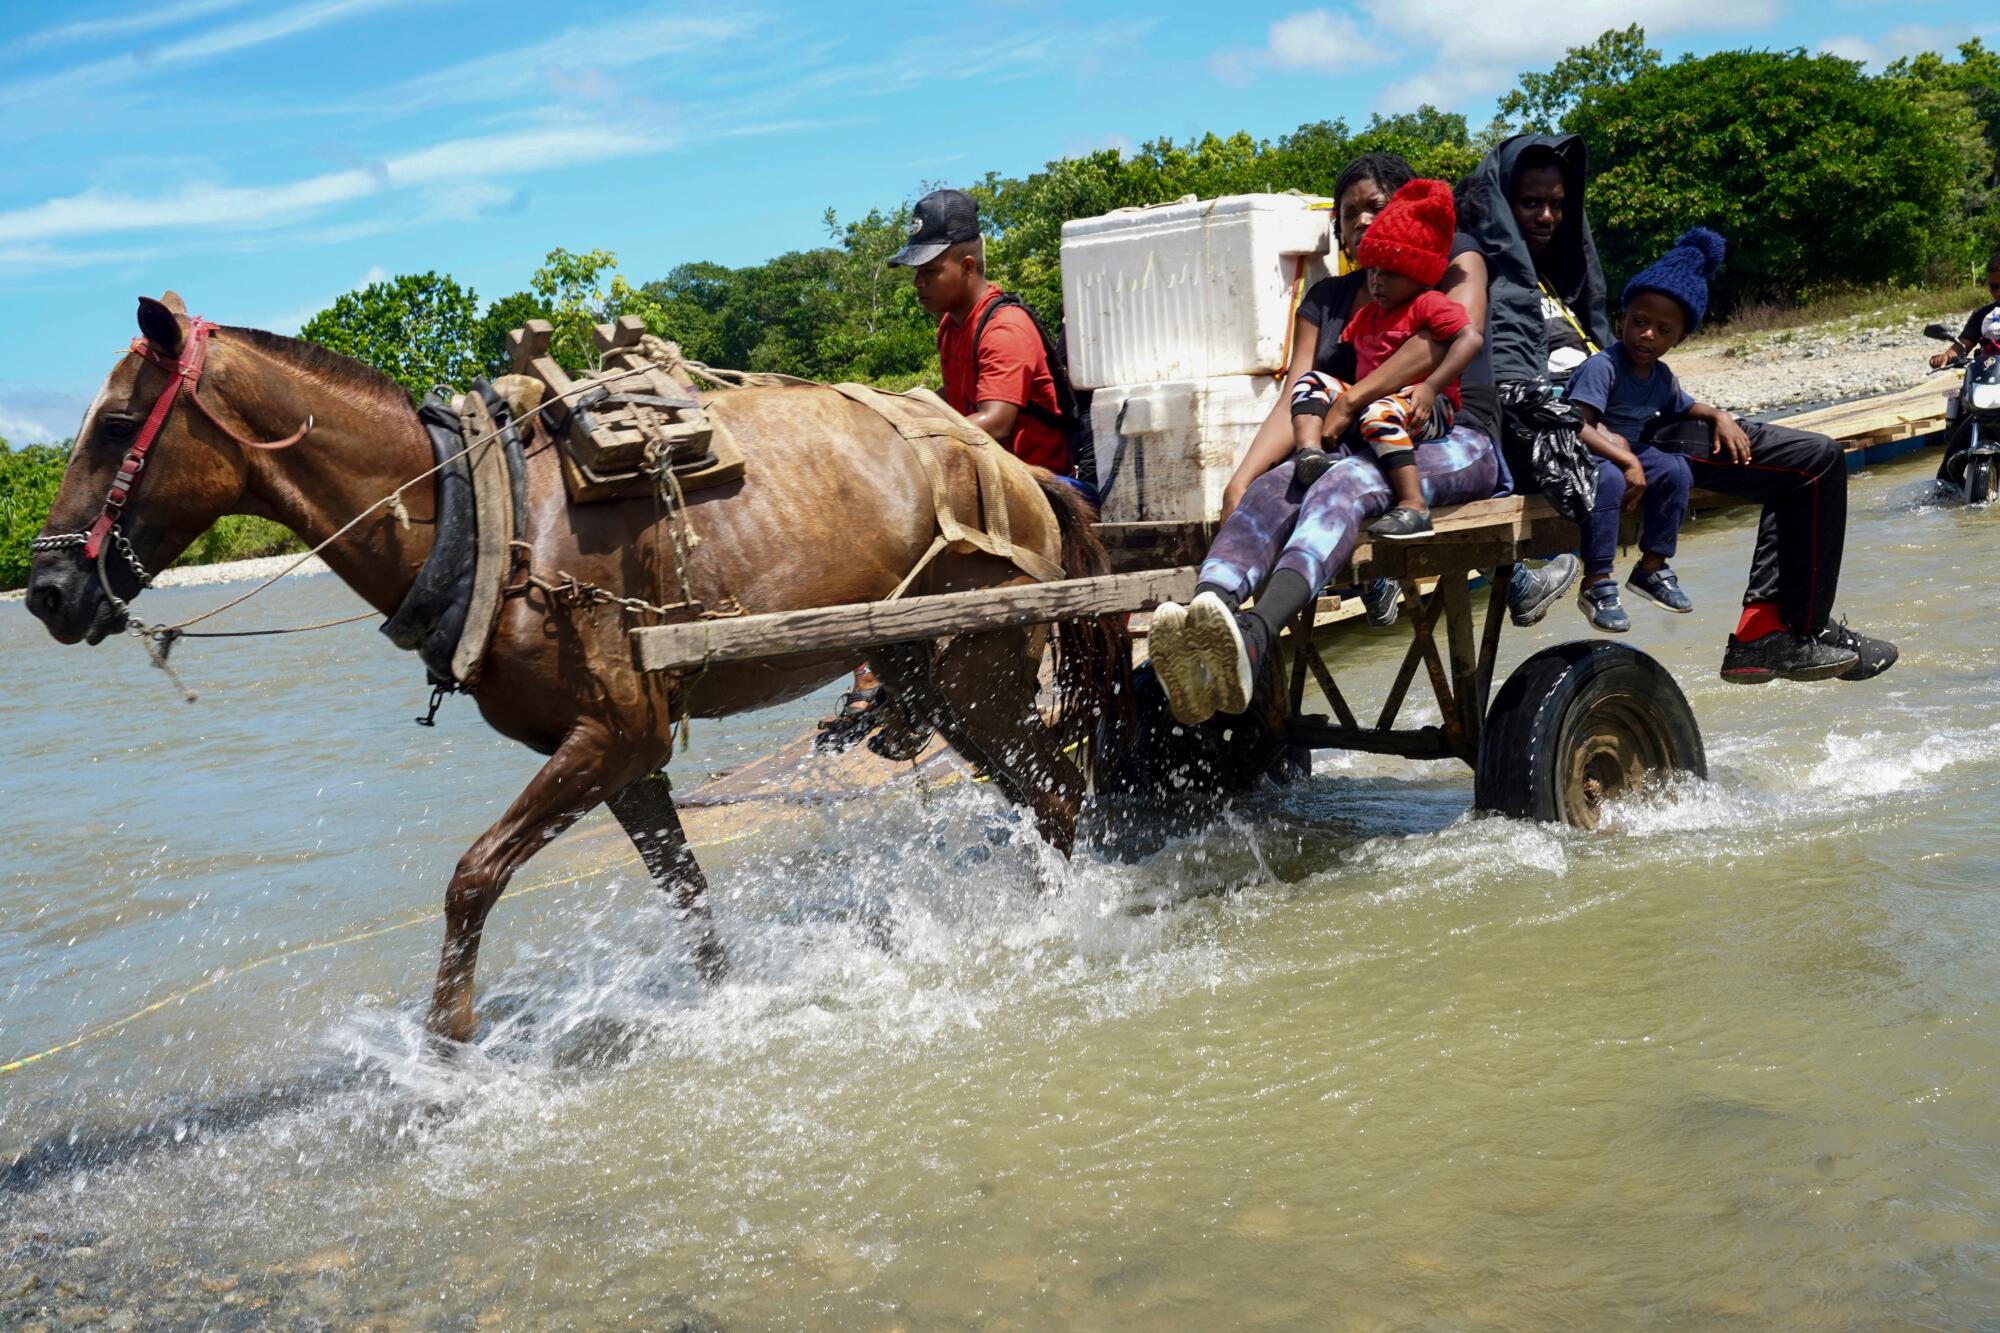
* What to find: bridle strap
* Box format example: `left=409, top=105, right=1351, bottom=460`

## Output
left=83, top=318, right=312, bottom=559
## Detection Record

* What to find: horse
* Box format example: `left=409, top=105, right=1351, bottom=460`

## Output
left=25, top=294, right=1128, bottom=1045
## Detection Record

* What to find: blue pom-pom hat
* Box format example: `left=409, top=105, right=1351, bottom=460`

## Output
left=1622, top=227, right=1727, bottom=331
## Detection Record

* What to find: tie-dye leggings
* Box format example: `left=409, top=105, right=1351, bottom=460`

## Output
left=1196, top=424, right=1500, bottom=602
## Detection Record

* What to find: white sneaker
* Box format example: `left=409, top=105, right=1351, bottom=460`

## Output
left=1148, top=592, right=1251, bottom=724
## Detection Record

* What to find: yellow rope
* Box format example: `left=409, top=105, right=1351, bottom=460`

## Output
left=0, top=827, right=755, bottom=1078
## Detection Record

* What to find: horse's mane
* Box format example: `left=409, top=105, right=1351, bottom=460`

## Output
left=222, top=325, right=410, bottom=404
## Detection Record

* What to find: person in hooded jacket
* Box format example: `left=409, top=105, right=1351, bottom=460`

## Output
left=1457, top=133, right=1615, bottom=397
left=1138, top=153, right=1583, bottom=727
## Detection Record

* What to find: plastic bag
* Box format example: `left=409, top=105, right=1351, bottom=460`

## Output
left=1498, top=379, right=1597, bottom=528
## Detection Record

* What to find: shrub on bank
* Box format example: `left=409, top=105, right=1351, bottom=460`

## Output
left=0, top=442, right=67, bottom=590
left=0, top=442, right=302, bottom=592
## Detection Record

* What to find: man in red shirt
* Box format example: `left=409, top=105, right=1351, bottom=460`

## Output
left=890, top=188, right=1071, bottom=472
left=819, top=191, right=1075, bottom=754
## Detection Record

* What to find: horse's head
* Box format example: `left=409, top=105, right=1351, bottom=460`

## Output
left=27, top=294, right=267, bottom=644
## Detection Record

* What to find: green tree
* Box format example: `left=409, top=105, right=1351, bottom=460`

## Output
left=474, top=290, right=551, bottom=378
left=1, top=439, right=68, bottom=590
left=1567, top=48, right=1969, bottom=308
left=1496, top=24, right=1661, bottom=134
left=528, top=248, right=621, bottom=372
left=1884, top=39, right=2000, bottom=268
left=297, top=271, right=480, bottom=398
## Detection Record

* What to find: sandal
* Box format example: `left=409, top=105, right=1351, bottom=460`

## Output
left=815, top=684, right=886, bottom=753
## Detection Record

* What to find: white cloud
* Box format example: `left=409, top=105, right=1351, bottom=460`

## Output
left=1266, top=10, right=1367, bottom=72
left=0, top=386, right=98, bottom=445
left=356, top=12, right=753, bottom=117
left=1213, top=2, right=1781, bottom=108
left=0, top=243, right=158, bottom=273
left=4, top=0, right=254, bottom=56
left=0, top=122, right=665, bottom=246
left=1367, top=0, right=1778, bottom=105
left=0, top=0, right=421, bottom=106
left=1820, top=22, right=1997, bottom=68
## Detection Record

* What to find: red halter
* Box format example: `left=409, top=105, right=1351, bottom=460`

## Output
left=82, top=318, right=311, bottom=560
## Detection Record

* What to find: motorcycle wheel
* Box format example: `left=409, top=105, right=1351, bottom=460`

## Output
left=1967, top=455, right=1996, bottom=506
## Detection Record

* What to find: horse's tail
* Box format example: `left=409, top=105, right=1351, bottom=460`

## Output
left=1036, top=473, right=1133, bottom=780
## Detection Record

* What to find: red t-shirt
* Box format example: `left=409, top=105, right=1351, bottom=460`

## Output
left=937, top=285, right=1070, bottom=472
left=1341, top=290, right=1469, bottom=407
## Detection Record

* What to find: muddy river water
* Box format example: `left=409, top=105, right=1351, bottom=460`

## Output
left=3, top=461, right=1999, bottom=1330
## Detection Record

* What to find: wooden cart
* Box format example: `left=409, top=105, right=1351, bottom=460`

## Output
left=632, top=495, right=1706, bottom=829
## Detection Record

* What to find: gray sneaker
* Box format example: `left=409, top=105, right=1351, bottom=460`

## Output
left=1508, top=554, right=1582, bottom=627
left=1361, top=577, right=1401, bottom=627
left=1577, top=580, right=1631, bottom=633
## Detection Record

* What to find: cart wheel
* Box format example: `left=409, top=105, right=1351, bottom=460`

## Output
left=1475, top=642, right=1705, bottom=829
left=1966, top=455, right=1995, bottom=505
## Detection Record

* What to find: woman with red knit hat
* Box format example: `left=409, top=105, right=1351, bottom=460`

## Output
left=1147, top=174, right=1504, bottom=728
left=1290, top=178, right=1484, bottom=541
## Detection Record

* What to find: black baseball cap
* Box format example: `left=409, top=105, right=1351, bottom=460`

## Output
left=888, top=188, right=981, bottom=267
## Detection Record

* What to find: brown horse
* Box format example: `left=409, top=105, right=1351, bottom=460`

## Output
left=26, top=295, right=1126, bottom=1044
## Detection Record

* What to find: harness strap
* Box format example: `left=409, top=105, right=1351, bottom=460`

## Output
left=84, top=320, right=313, bottom=559
left=85, top=325, right=208, bottom=559
left=828, top=382, right=1065, bottom=588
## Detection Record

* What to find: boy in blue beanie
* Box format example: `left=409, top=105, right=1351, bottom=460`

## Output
left=1592, top=229, right=1898, bottom=683
left=1561, top=229, right=1721, bottom=630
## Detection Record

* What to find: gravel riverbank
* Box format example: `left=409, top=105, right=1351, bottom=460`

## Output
left=1673, top=309, right=1964, bottom=416
left=0, top=554, right=327, bottom=603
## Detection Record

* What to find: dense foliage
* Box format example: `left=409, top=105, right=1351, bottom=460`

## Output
left=9, top=29, right=1997, bottom=585
left=1567, top=48, right=1981, bottom=308
left=298, top=271, right=481, bottom=398
left=1, top=440, right=67, bottom=589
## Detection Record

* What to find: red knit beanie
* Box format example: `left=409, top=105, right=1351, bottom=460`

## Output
left=1355, top=178, right=1456, bottom=287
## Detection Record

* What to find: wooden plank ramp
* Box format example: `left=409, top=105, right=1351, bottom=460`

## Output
left=1770, top=375, right=1954, bottom=468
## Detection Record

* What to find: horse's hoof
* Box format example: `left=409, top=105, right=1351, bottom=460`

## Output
left=692, top=936, right=729, bottom=986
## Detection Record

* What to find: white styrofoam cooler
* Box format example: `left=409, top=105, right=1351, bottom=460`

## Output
left=1060, top=193, right=1332, bottom=390
left=1090, top=374, right=1280, bottom=524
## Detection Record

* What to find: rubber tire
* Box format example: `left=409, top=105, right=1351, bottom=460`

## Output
left=1967, top=455, right=1995, bottom=505
left=1474, top=641, right=1705, bottom=827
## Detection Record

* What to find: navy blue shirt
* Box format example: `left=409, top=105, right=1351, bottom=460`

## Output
left=1565, top=344, right=1695, bottom=443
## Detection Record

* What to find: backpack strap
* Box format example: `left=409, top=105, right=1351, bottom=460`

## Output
left=970, top=292, right=1091, bottom=464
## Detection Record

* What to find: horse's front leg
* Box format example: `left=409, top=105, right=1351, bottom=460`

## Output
left=605, top=768, right=727, bottom=982
left=427, top=717, right=635, bottom=1045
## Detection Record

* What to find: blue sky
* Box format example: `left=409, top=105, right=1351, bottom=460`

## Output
left=1, top=0, right=1992, bottom=441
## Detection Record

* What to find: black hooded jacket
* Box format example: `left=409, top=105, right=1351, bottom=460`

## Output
left=1458, top=133, right=1614, bottom=386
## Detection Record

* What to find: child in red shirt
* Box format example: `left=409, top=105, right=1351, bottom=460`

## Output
left=1289, top=178, right=1484, bottom=540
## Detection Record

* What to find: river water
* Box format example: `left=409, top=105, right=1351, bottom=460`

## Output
left=4, top=462, right=1999, bottom=1330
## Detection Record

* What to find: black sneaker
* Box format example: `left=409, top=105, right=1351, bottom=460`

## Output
left=1367, top=506, right=1434, bottom=541
left=1507, top=554, right=1582, bottom=627
left=815, top=685, right=886, bottom=752
left=1719, top=631, right=1859, bottom=685
left=1361, top=577, right=1401, bottom=627
left=1815, top=619, right=1898, bottom=681
left=1293, top=447, right=1335, bottom=489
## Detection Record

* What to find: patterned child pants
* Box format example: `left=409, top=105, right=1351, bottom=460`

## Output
left=1290, top=371, right=1454, bottom=473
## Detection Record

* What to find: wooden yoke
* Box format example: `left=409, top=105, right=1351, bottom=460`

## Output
left=507, top=320, right=576, bottom=430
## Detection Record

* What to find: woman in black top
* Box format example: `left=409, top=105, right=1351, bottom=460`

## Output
left=1145, top=154, right=1519, bottom=725
left=1235, top=153, right=1578, bottom=625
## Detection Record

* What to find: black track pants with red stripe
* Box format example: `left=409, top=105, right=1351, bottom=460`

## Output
left=1686, top=421, right=1846, bottom=634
